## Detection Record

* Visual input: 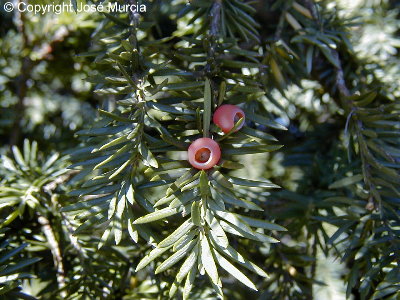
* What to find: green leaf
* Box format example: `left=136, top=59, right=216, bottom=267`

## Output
left=318, top=44, right=340, bottom=68
left=205, top=210, right=229, bottom=248
left=0, top=243, right=27, bottom=264
left=133, top=192, right=155, bottom=212
left=94, top=144, right=130, bottom=170
left=191, top=201, right=202, bottom=226
left=155, top=239, right=197, bottom=274
left=328, top=174, right=363, bottom=189
left=217, top=117, right=245, bottom=141
left=219, top=160, right=245, bottom=169
left=238, top=215, right=287, bottom=231
left=209, top=238, right=268, bottom=277
left=241, top=126, right=278, bottom=142
left=109, top=159, right=132, bottom=179
left=126, top=184, right=135, bottom=205
left=11, top=146, right=27, bottom=170
left=135, top=245, right=172, bottom=272
left=133, top=208, right=178, bottom=224
left=183, top=268, right=197, bottom=300
left=75, top=125, right=128, bottom=136
left=98, top=227, right=111, bottom=249
left=218, top=81, right=226, bottom=106
left=173, top=229, right=197, bottom=252
left=147, top=102, right=195, bottom=115
left=102, top=12, right=130, bottom=26
left=213, top=251, right=258, bottom=290
left=217, top=192, right=263, bottom=211
left=176, top=244, right=199, bottom=283
left=223, top=144, right=283, bottom=155
left=199, top=171, right=210, bottom=197
left=23, top=139, right=30, bottom=165
left=372, top=287, right=399, bottom=300
left=200, top=235, right=219, bottom=285
left=139, top=143, right=159, bottom=168
left=158, top=219, right=195, bottom=248
left=218, top=213, right=279, bottom=243
left=353, top=91, right=377, bottom=107
left=220, top=59, right=261, bottom=69
left=203, top=78, right=212, bottom=137
left=166, top=170, right=198, bottom=196
left=227, top=176, right=280, bottom=189
left=127, top=218, right=138, bottom=243
left=245, top=112, right=288, bottom=130
left=116, top=62, right=138, bottom=90
left=328, top=222, right=354, bottom=245
left=169, top=190, right=198, bottom=209
left=164, top=81, right=204, bottom=91
left=208, top=195, right=226, bottom=211
left=113, top=219, right=123, bottom=245
left=61, top=194, right=113, bottom=212
left=215, top=211, right=253, bottom=233
left=160, top=131, right=189, bottom=149
left=98, top=109, right=132, bottom=123
left=0, top=258, right=42, bottom=276
left=96, top=135, right=128, bottom=151
left=169, top=280, right=179, bottom=299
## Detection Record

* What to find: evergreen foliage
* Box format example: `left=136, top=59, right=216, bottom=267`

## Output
left=0, top=0, right=399, bottom=299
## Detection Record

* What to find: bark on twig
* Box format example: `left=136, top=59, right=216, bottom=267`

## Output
left=210, top=0, right=222, bottom=37
left=10, top=0, right=29, bottom=146
left=10, top=4, right=70, bottom=146
left=331, top=51, right=351, bottom=97
left=37, top=214, right=67, bottom=297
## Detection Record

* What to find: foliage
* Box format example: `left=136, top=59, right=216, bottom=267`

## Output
left=0, top=0, right=399, bottom=299
left=0, top=229, right=40, bottom=299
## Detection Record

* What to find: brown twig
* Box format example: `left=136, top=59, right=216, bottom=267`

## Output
left=331, top=51, right=351, bottom=98
left=10, top=6, right=70, bottom=146
left=10, top=1, right=30, bottom=146
left=37, top=214, right=67, bottom=297
left=210, top=0, right=222, bottom=37
left=205, top=0, right=222, bottom=76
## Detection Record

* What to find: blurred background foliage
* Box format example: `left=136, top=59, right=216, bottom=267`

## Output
left=0, top=0, right=399, bottom=299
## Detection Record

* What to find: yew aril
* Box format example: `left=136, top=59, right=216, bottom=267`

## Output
left=213, top=104, right=245, bottom=133
left=188, top=138, right=221, bottom=170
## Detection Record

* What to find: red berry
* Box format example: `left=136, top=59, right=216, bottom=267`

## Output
left=188, top=138, right=221, bottom=170
left=213, top=104, right=245, bottom=133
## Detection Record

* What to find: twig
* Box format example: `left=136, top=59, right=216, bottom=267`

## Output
left=10, top=0, right=30, bottom=146
left=310, top=234, right=318, bottom=290
left=331, top=51, right=351, bottom=97
left=37, top=214, right=67, bottom=297
left=210, top=0, right=222, bottom=37
left=205, top=0, right=222, bottom=75
left=204, top=0, right=222, bottom=128
left=10, top=6, right=70, bottom=146
left=127, top=0, right=140, bottom=37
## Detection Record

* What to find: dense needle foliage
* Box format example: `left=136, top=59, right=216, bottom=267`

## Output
left=0, top=0, right=399, bottom=299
